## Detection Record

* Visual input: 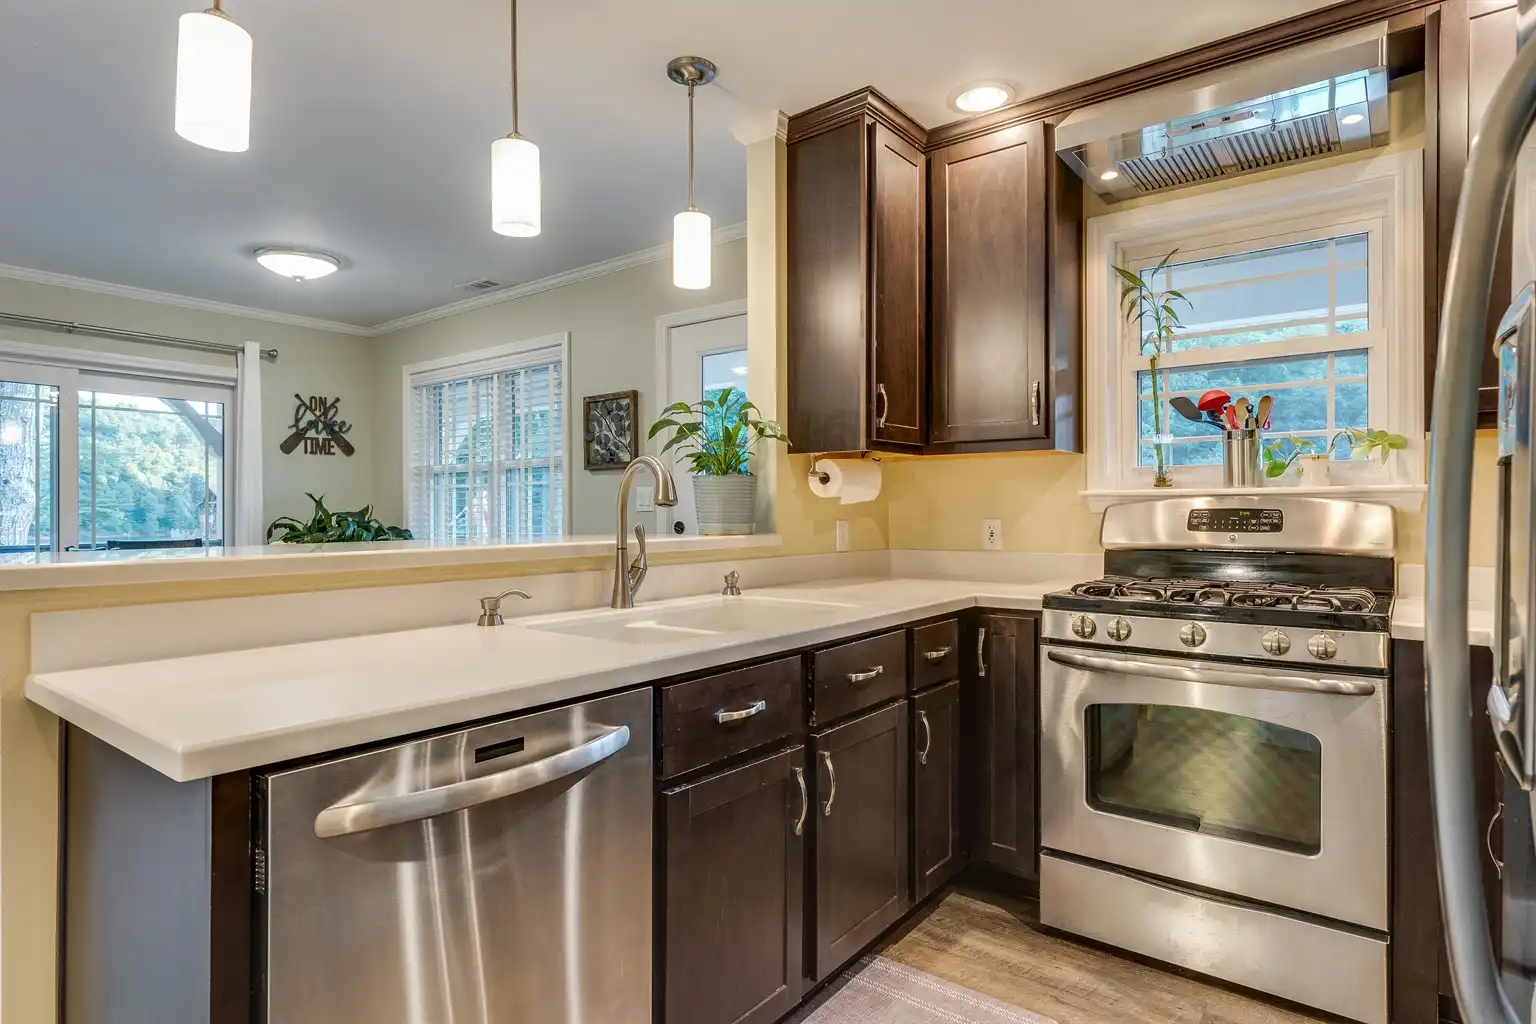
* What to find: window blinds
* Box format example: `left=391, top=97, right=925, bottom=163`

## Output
left=409, top=346, right=564, bottom=544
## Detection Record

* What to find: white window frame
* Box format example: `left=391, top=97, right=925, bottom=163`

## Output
left=0, top=338, right=239, bottom=551
left=400, top=332, right=571, bottom=544
left=1083, top=150, right=1426, bottom=511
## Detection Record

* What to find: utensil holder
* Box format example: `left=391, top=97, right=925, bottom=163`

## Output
left=1222, top=428, right=1261, bottom=487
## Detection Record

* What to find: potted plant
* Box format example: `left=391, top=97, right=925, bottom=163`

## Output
left=266, top=493, right=413, bottom=544
left=1264, top=427, right=1409, bottom=487
left=1114, top=250, right=1193, bottom=488
left=648, top=387, right=789, bottom=535
left=1261, top=435, right=1316, bottom=486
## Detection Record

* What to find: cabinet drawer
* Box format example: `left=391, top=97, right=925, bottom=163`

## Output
left=812, top=631, right=908, bottom=724
left=911, top=619, right=960, bottom=691
left=661, top=657, right=804, bottom=779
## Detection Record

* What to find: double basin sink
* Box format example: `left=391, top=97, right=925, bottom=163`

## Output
left=524, top=594, right=859, bottom=645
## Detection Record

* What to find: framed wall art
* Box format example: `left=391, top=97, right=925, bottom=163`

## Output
left=583, top=390, right=639, bottom=471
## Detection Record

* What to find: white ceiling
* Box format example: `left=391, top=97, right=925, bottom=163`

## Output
left=0, top=0, right=1342, bottom=332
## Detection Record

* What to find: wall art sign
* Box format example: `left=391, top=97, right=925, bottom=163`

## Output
left=282, top=394, right=355, bottom=457
left=583, top=390, right=639, bottom=471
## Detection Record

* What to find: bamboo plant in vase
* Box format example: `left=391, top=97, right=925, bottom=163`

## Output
left=1114, top=251, right=1193, bottom=488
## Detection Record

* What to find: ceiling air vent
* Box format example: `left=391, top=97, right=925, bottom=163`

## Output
left=455, top=278, right=504, bottom=293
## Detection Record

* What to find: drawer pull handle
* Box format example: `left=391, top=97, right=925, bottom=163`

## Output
left=923, top=646, right=953, bottom=662
left=847, top=665, right=885, bottom=684
left=793, top=766, right=808, bottom=837
left=714, top=700, right=767, bottom=724
left=821, top=751, right=837, bottom=817
left=918, top=710, right=932, bottom=766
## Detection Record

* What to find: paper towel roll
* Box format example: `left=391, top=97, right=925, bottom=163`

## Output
left=809, top=459, right=882, bottom=505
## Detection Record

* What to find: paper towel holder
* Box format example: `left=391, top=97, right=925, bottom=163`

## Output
left=807, top=452, right=881, bottom=486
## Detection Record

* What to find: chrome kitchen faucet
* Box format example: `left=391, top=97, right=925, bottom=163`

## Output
left=611, top=455, right=679, bottom=609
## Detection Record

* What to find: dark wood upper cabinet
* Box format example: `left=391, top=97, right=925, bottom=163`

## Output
left=787, top=95, right=927, bottom=454
left=1430, top=0, right=1518, bottom=425
left=967, top=611, right=1040, bottom=882
left=930, top=121, right=1082, bottom=452
left=810, top=701, right=911, bottom=981
left=661, top=746, right=807, bottom=1024
left=911, top=679, right=964, bottom=901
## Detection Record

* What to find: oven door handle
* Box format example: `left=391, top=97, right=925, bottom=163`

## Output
left=1045, top=649, right=1376, bottom=697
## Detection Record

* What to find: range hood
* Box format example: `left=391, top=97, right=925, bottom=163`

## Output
left=1056, top=25, right=1390, bottom=202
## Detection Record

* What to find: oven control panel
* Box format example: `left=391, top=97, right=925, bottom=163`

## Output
left=1186, top=508, right=1284, bottom=534
left=1041, top=609, right=1389, bottom=671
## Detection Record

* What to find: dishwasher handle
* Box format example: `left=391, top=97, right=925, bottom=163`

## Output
left=313, top=724, right=630, bottom=839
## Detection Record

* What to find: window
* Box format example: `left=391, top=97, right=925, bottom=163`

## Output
left=0, top=353, right=235, bottom=560
left=406, top=335, right=567, bottom=544
left=1083, top=151, right=1424, bottom=508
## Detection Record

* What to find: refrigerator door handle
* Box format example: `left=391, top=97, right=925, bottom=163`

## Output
left=312, top=724, right=630, bottom=839
left=1428, top=15, right=1536, bottom=1024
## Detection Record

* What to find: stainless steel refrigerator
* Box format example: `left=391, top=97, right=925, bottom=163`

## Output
left=1430, top=4, right=1536, bottom=1023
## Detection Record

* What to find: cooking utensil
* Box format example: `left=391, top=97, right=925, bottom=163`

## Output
left=1234, top=397, right=1252, bottom=427
left=1223, top=405, right=1239, bottom=430
left=1169, top=396, right=1204, bottom=422
left=1257, top=394, right=1273, bottom=430
left=1197, top=389, right=1231, bottom=412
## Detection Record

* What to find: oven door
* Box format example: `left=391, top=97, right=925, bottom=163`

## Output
left=1039, top=643, right=1388, bottom=930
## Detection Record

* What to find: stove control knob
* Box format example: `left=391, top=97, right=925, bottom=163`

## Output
left=1261, top=629, right=1292, bottom=657
left=1307, top=634, right=1339, bottom=661
left=1179, top=623, right=1207, bottom=648
left=1107, top=618, right=1133, bottom=643
left=1070, top=615, right=1097, bottom=640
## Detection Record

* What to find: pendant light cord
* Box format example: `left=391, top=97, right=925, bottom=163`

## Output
left=509, top=0, right=520, bottom=137
left=687, top=83, right=696, bottom=211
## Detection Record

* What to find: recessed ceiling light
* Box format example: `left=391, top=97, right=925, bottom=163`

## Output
left=255, top=248, right=341, bottom=282
left=731, top=365, right=748, bottom=376
left=1100, top=170, right=1120, bottom=181
left=1340, top=112, right=1366, bottom=126
left=952, top=83, right=1015, bottom=114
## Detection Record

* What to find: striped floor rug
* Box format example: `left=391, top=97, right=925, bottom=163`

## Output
left=787, top=955, right=1060, bottom=1024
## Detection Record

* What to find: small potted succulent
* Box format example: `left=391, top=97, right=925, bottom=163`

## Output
left=266, top=493, right=413, bottom=544
left=648, top=387, right=789, bottom=535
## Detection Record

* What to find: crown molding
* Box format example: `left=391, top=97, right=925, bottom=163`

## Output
left=368, top=221, right=749, bottom=336
left=0, top=261, right=373, bottom=337
left=731, top=109, right=789, bottom=146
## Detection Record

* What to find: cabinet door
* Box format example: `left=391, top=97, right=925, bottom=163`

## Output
left=912, top=680, right=964, bottom=901
left=930, top=122, right=1048, bottom=444
left=969, top=612, right=1039, bottom=881
left=662, top=746, right=808, bottom=1024
left=811, top=702, right=910, bottom=980
left=869, top=122, right=926, bottom=448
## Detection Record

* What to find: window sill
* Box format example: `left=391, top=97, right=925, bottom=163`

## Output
left=1081, top=484, right=1426, bottom=514
left=0, top=533, right=784, bottom=591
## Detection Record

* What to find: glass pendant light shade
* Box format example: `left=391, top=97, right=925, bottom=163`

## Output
left=491, top=135, right=541, bottom=237
left=673, top=209, right=712, bottom=290
left=175, top=10, right=252, bottom=153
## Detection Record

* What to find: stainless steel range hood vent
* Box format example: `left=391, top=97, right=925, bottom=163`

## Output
left=1056, top=25, right=1391, bottom=203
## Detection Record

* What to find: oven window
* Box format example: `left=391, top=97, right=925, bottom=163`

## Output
left=1085, top=704, right=1322, bottom=855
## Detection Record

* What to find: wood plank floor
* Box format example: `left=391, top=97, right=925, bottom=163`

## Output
left=877, top=888, right=1335, bottom=1024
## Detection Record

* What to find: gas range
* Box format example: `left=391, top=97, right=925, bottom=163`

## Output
left=1041, top=497, right=1396, bottom=672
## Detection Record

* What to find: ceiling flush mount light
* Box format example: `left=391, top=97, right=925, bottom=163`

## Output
left=255, top=248, right=340, bottom=282
left=491, top=0, right=540, bottom=237
left=952, top=82, right=1014, bottom=114
left=668, top=56, right=717, bottom=290
left=175, top=0, right=253, bottom=152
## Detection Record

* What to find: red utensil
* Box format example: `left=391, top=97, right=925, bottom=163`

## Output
left=1223, top=405, right=1238, bottom=430
left=1197, top=389, right=1231, bottom=413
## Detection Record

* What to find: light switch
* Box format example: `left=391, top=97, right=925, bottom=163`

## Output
left=635, top=485, right=655, bottom=512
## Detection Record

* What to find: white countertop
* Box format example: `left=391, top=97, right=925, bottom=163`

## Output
left=1386, top=597, right=1496, bottom=648
left=27, top=577, right=1071, bottom=782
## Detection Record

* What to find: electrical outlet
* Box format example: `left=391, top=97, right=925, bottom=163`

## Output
left=634, top=485, right=655, bottom=512
left=982, top=519, right=1003, bottom=551
left=835, top=520, right=851, bottom=552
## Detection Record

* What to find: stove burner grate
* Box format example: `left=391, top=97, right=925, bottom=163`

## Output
left=1067, top=575, right=1380, bottom=614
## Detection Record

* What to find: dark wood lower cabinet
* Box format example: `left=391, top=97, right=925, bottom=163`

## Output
left=969, top=612, right=1039, bottom=883
left=661, top=746, right=808, bottom=1024
left=912, top=680, right=964, bottom=901
left=811, top=701, right=911, bottom=980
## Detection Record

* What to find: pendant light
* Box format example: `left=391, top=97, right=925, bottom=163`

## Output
left=667, top=57, right=716, bottom=290
left=175, top=1, right=253, bottom=152
left=491, top=0, right=540, bottom=237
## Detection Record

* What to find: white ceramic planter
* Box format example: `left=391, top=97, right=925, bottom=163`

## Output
left=693, top=474, right=757, bottom=535
left=1296, top=454, right=1332, bottom=486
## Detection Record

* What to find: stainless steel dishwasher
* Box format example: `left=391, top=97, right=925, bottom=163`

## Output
left=255, top=686, right=653, bottom=1024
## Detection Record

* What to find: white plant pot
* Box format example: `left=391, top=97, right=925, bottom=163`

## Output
left=693, top=474, right=757, bottom=536
left=1297, top=454, right=1332, bottom=486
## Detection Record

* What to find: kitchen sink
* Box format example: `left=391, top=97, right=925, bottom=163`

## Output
left=525, top=595, right=859, bottom=645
